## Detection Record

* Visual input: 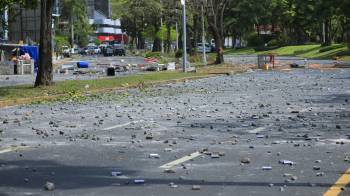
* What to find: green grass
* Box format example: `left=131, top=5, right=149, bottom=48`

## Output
left=225, top=44, right=350, bottom=60
left=0, top=71, right=203, bottom=102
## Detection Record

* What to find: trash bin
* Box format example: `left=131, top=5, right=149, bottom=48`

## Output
left=107, top=67, right=115, bottom=76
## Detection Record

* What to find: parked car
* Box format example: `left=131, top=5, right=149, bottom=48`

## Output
left=113, top=44, right=126, bottom=56
left=103, top=46, right=114, bottom=56
left=197, top=43, right=212, bottom=53
left=79, top=47, right=88, bottom=55
left=62, top=46, right=71, bottom=57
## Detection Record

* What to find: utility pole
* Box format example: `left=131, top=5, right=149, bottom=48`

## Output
left=160, top=0, right=164, bottom=54
left=4, top=6, right=8, bottom=40
left=175, top=7, right=179, bottom=51
left=201, top=1, right=207, bottom=66
left=181, top=0, right=187, bottom=72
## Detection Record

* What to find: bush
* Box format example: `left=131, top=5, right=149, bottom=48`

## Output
left=246, top=32, right=264, bottom=47
left=267, top=39, right=279, bottom=47
left=175, top=50, right=183, bottom=58
left=319, top=45, right=344, bottom=53
left=145, top=52, right=161, bottom=58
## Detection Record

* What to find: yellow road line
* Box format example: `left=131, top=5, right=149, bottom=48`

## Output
left=0, top=146, right=31, bottom=154
left=324, top=167, right=350, bottom=196
left=160, top=152, right=201, bottom=169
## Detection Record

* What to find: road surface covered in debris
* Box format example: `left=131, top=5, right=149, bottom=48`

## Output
left=0, top=68, right=349, bottom=196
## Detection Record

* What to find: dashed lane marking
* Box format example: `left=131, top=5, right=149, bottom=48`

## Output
left=248, top=127, right=265, bottom=134
left=160, top=152, right=202, bottom=169
left=0, top=146, right=31, bottom=154
left=103, top=120, right=145, bottom=131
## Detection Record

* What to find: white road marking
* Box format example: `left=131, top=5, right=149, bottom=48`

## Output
left=0, top=146, right=31, bottom=154
left=159, top=152, right=202, bottom=169
left=248, top=127, right=265, bottom=134
left=103, top=120, right=145, bottom=131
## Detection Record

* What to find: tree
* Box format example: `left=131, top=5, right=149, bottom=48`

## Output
left=59, top=0, right=90, bottom=47
left=35, top=0, right=54, bottom=87
left=205, top=0, right=229, bottom=64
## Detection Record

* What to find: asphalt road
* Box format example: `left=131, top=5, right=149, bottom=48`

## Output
left=0, top=68, right=349, bottom=196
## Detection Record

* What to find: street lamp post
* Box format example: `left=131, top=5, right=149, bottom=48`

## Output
left=201, top=1, right=207, bottom=65
left=181, top=0, right=187, bottom=72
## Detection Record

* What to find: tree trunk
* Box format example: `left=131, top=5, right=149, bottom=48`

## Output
left=209, top=25, right=224, bottom=64
left=35, top=0, right=54, bottom=87
left=324, top=18, right=332, bottom=46
left=165, top=23, right=171, bottom=53
left=152, top=37, right=161, bottom=52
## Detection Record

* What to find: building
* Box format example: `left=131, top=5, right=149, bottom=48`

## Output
left=86, top=0, right=128, bottom=43
left=8, top=7, right=41, bottom=44
left=5, top=0, right=126, bottom=45
left=6, top=0, right=60, bottom=44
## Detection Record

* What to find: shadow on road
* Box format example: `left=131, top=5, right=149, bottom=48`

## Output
left=0, top=159, right=340, bottom=191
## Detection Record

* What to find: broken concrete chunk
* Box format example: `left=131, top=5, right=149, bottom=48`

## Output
left=262, top=166, right=272, bottom=170
left=111, top=171, right=122, bottom=176
left=240, top=158, right=251, bottom=164
left=149, top=154, right=160, bottom=159
left=192, top=185, right=201, bottom=190
left=44, top=182, right=55, bottom=191
left=279, top=160, right=295, bottom=166
left=134, top=179, right=145, bottom=184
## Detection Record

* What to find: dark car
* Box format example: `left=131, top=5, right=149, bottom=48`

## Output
left=113, top=44, right=126, bottom=56
left=103, top=46, right=114, bottom=57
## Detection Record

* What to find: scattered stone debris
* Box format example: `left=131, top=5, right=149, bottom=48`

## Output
left=279, top=160, right=295, bottom=166
left=149, top=154, right=160, bottom=159
left=169, top=182, right=178, bottom=188
left=134, top=179, right=145, bottom=184
left=240, top=158, right=251, bottom=164
left=164, top=169, right=176, bottom=174
left=111, top=171, right=122, bottom=176
left=192, top=185, right=201, bottom=190
left=262, top=166, right=272, bottom=170
left=44, top=182, right=55, bottom=191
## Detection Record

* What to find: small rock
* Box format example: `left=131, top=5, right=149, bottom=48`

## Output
left=192, top=185, right=201, bottom=190
left=240, top=158, right=251, bottom=164
left=316, top=172, right=325, bottom=177
left=313, top=166, right=321, bottom=171
left=149, top=154, right=160, bottom=159
left=164, top=169, right=176, bottom=173
left=291, top=176, right=298, bottom=181
left=169, top=182, right=178, bottom=188
left=262, top=166, right=272, bottom=170
left=44, top=182, right=55, bottom=191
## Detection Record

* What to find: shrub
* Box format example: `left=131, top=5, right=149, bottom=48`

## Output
left=246, top=32, right=264, bottom=47
left=267, top=39, right=279, bottom=47
left=145, top=52, right=161, bottom=58
left=175, top=50, right=183, bottom=58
